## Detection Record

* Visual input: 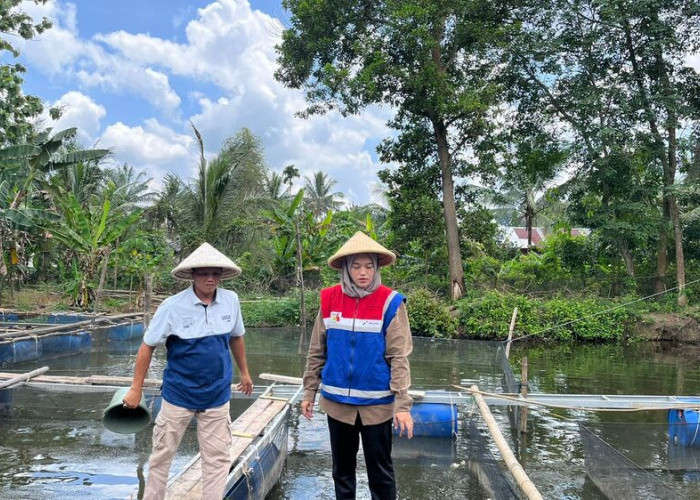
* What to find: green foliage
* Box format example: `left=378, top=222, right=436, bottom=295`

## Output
left=241, top=292, right=319, bottom=328
left=0, top=1, right=53, bottom=144
left=406, top=288, right=457, bottom=338
left=456, top=291, right=633, bottom=341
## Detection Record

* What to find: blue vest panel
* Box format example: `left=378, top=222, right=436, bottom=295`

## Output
left=320, top=284, right=404, bottom=406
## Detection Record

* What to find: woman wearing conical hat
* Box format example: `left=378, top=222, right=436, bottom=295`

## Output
left=301, top=231, right=413, bottom=500
left=122, top=242, right=253, bottom=500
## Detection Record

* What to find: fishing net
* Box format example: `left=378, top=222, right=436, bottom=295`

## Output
left=579, top=423, right=683, bottom=499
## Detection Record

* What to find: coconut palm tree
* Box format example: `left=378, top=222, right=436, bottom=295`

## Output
left=178, top=125, right=268, bottom=255
left=303, top=171, right=344, bottom=219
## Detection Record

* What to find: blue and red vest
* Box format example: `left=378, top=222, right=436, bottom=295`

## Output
left=319, top=284, right=405, bottom=406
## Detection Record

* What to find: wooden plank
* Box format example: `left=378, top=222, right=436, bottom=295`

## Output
left=165, top=397, right=287, bottom=500
left=0, top=366, right=49, bottom=389
left=0, top=372, right=162, bottom=388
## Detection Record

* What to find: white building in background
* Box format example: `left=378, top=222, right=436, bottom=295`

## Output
left=499, top=226, right=590, bottom=253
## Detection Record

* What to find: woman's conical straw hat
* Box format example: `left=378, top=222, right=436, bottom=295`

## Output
left=171, top=242, right=242, bottom=280
left=327, top=232, right=396, bottom=270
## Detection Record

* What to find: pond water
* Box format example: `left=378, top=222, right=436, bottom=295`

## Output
left=2, top=327, right=700, bottom=499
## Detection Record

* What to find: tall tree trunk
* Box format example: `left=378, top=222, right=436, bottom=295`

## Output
left=432, top=118, right=465, bottom=300
left=619, top=240, right=635, bottom=276
left=665, top=106, right=686, bottom=306
left=624, top=20, right=685, bottom=305
left=113, top=237, right=119, bottom=289
left=295, top=218, right=307, bottom=355
left=655, top=209, right=669, bottom=293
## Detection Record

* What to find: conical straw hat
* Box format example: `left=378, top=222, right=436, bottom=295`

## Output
left=327, top=232, right=396, bottom=270
left=171, top=242, right=242, bottom=280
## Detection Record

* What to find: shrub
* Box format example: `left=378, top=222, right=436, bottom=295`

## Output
left=242, top=291, right=319, bottom=328
left=406, top=288, right=457, bottom=338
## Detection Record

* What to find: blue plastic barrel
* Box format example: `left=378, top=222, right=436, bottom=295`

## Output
left=47, top=313, right=86, bottom=324
left=394, top=402, right=458, bottom=438
left=0, top=339, right=42, bottom=365
left=108, top=322, right=144, bottom=341
left=41, top=332, right=91, bottom=354
left=0, top=388, right=12, bottom=417
left=0, top=313, right=19, bottom=322
left=668, top=398, right=700, bottom=447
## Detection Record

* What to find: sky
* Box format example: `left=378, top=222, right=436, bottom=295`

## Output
left=12, top=0, right=393, bottom=205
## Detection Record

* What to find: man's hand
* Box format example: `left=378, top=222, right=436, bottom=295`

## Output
left=300, top=400, right=314, bottom=420
left=235, top=373, right=254, bottom=396
left=394, top=411, right=413, bottom=439
left=122, top=387, right=142, bottom=409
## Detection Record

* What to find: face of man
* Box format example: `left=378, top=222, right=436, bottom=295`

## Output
left=349, top=254, right=375, bottom=290
left=191, top=267, right=222, bottom=298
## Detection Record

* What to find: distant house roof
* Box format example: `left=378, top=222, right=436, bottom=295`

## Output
left=569, top=227, right=591, bottom=237
left=500, top=226, right=546, bottom=249
left=500, top=226, right=590, bottom=250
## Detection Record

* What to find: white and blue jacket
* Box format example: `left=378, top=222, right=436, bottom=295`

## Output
left=319, top=284, right=405, bottom=406
left=144, top=286, right=245, bottom=411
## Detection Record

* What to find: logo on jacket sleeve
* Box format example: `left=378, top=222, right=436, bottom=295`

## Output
left=330, top=311, right=342, bottom=323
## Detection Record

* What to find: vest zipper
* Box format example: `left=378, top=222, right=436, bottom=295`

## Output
left=348, top=298, right=360, bottom=397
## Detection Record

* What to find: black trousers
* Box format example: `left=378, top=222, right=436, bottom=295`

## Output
left=327, top=414, right=396, bottom=500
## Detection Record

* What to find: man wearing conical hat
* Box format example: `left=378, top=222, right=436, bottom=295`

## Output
left=301, top=232, right=414, bottom=500
left=123, top=242, right=253, bottom=500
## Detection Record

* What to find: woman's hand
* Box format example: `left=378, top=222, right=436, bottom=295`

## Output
left=394, top=411, right=414, bottom=438
left=300, top=400, right=314, bottom=420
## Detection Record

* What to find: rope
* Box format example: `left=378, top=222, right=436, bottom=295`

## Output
left=455, top=385, right=700, bottom=413
left=508, top=277, right=700, bottom=343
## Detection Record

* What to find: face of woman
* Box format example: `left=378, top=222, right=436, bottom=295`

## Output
left=349, top=254, right=375, bottom=289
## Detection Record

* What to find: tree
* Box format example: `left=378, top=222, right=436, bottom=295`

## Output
left=506, top=0, right=700, bottom=305
left=276, top=0, right=508, bottom=299
left=147, top=172, right=184, bottom=241
left=282, top=164, right=300, bottom=196
left=178, top=125, right=268, bottom=256
left=303, top=171, right=344, bottom=219
left=0, top=0, right=54, bottom=144
left=265, top=171, right=287, bottom=201
left=485, top=129, right=569, bottom=247
left=40, top=191, right=142, bottom=307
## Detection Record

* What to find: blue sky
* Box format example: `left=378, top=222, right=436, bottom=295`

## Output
left=13, top=0, right=393, bottom=205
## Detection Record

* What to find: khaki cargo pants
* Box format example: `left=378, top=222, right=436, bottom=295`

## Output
left=143, top=399, right=232, bottom=500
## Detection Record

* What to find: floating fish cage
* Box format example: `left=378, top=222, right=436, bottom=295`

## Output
left=0, top=312, right=145, bottom=367
left=0, top=332, right=92, bottom=365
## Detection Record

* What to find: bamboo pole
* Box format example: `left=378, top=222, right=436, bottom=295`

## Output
left=0, top=366, right=50, bottom=389
left=505, top=307, right=518, bottom=359
left=520, top=357, right=529, bottom=434
left=469, top=384, right=543, bottom=500
left=144, top=273, right=153, bottom=329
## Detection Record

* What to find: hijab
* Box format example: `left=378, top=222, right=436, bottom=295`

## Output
left=340, top=253, right=381, bottom=298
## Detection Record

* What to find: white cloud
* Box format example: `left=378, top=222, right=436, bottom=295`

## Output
left=17, top=0, right=397, bottom=204
left=17, top=1, right=182, bottom=116
left=45, top=91, right=106, bottom=140
left=99, top=120, right=192, bottom=164
left=687, top=53, right=700, bottom=72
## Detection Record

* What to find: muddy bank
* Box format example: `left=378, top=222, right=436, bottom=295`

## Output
left=633, top=313, right=700, bottom=342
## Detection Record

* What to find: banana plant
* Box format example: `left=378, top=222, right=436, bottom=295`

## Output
left=39, top=191, right=142, bottom=307
left=263, top=189, right=305, bottom=276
